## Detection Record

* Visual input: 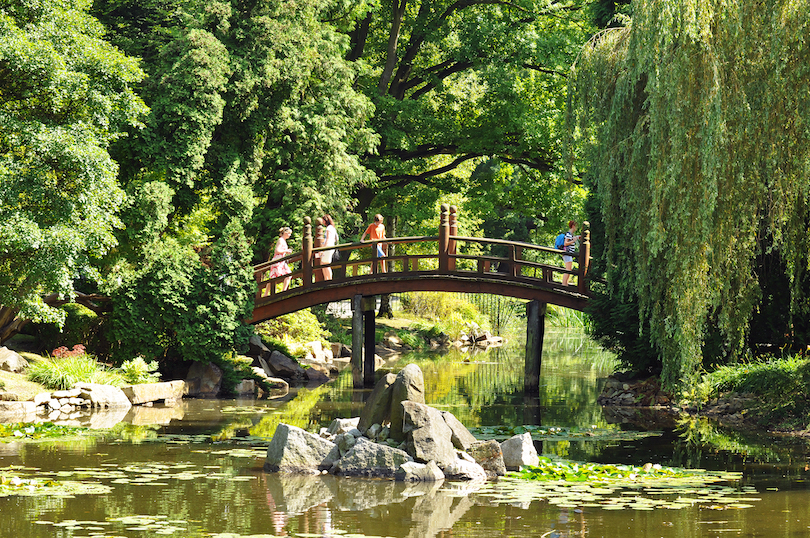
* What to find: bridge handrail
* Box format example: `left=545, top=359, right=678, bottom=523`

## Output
left=254, top=205, right=592, bottom=303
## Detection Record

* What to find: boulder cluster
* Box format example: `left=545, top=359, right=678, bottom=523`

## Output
left=265, top=364, right=539, bottom=481
left=597, top=376, right=671, bottom=407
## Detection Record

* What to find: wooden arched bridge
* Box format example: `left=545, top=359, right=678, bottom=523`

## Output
left=252, top=204, right=592, bottom=393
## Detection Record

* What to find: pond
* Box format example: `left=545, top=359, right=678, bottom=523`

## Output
left=3, top=328, right=810, bottom=537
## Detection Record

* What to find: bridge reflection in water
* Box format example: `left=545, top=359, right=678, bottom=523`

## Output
left=252, top=204, right=592, bottom=393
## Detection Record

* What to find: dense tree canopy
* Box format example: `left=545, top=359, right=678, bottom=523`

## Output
left=571, top=0, right=810, bottom=388
left=0, top=0, right=146, bottom=327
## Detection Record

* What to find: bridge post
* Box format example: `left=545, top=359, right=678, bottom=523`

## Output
left=524, top=300, right=546, bottom=395
left=439, top=204, right=450, bottom=272
left=363, top=296, right=377, bottom=387
left=314, top=217, right=325, bottom=282
left=302, top=217, right=313, bottom=287
left=578, top=222, right=591, bottom=295
left=351, top=294, right=378, bottom=388
left=351, top=295, right=363, bottom=387
left=448, top=205, right=458, bottom=272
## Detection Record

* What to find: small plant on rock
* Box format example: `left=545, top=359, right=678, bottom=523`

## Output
left=119, top=357, right=161, bottom=385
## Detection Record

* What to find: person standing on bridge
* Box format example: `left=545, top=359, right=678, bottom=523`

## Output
left=320, top=214, right=338, bottom=281
left=360, top=213, right=387, bottom=273
left=268, top=227, right=293, bottom=292
left=562, top=220, right=581, bottom=287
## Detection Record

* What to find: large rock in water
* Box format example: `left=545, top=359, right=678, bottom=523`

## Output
left=121, top=380, right=185, bottom=405
left=468, top=439, right=506, bottom=478
left=395, top=460, right=445, bottom=482
left=388, top=364, right=425, bottom=441
left=265, top=423, right=340, bottom=474
left=266, top=350, right=306, bottom=379
left=500, top=432, right=539, bottom=470
left=74, top=383, right=132, bottom=410
left=185, top=362, right=222, bottom=398
left=357, top=372, right=396, bottom=433
left=331, top=437, right=413, bottom=478
left=401, top=401, right=457, bottom=468
left=441, top=410, right=478, bottom=451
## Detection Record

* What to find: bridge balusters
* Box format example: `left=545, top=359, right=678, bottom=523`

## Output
left=439, top=204, right=450, bottom=273
left=314, top=217, right=324, bottom=282
left=578, top=221, right=591, bottom=295
left=302, top=217, right=313, bottom=288
left=449, top=205, right=458, bottom=272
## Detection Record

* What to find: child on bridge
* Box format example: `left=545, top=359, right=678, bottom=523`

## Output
left=360, top=214, right=387, bottom=273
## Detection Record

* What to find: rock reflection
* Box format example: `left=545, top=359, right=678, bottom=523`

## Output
left=261, top=472, right=485, bottom=538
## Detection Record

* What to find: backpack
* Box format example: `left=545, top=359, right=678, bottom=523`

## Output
left=554, top=232, right=566, bottom=250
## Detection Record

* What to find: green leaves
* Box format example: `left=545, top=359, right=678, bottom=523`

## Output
left=571, top=0, right=810, bottom=387
left=0, top=0, right=146, bottom=321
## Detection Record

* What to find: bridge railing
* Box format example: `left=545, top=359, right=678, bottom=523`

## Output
left=254, top=205, right=591, bottom=303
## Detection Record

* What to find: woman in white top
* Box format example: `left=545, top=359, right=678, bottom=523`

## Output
left=321, top=214, right=338, bottom=281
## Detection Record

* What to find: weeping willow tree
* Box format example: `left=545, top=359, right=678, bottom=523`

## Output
left=569, top=0, right=810, bottom=389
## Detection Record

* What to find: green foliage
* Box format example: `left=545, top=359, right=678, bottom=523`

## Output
left=255, top=309, right=330, bottom=347
left=0, top=0, right=147, bottom=324
left=119, top=357, right=161, bottom=385
left=27, top=354, right=125, bottom=390
left=570, top=0, right=810, bottom=389
left=401, top=292, right=488, bottom=340
left=31, top=303, right=100, bottom=353
left=212, top=354, right=255, bottom=396
left=694, top=355, right=810, bottom=427
left=109, top=223, right=255, bottom=365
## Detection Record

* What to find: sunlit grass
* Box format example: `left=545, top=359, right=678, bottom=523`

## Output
left=27, top=354, right=126, bottom=390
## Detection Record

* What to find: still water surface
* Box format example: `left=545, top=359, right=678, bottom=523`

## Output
left=3, top=329, right=810, bottom=537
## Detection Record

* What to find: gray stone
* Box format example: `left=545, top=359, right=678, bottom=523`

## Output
left=335, top=432, right=357, bottom=455
left=52, top=388, right=82, bottom=399
left=0, top=347, right=27, bottom=373
left=401, top=401, right=457, bottom=468
left=233, top=379, right=255, bottom=395
left=266, top=350, right=306, bottom=379
left=395, top=460, right=445, bottom=482
left=441, top=410, right=478, bottom=451
left=443, top=456, right=488, bottom=481
left=331, top=437, right=413, bottom=478
left=121, top=380, right=185, bottom=405
left=326, top=417, right=360, bottom=436
left=33, top=392, right=51, bottom=406
left=389, top=364, right=425, bottom=441
left=500, top=433, right=539, bottom=470
left=248, top=335, right=271, bottom=358
left=265, top=423, right=340, bottom=474
left=74, top=383, right=132, bottom=410
left=468, top=439, right=506, bottom=478
left=185, top=362, right=222, bottom=398
left=304, top=366, right=330, bottom=385
left=357, top=372, right=396, bottom=433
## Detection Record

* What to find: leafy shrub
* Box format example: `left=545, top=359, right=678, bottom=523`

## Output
left=31, top=304, right=101, bottom=354
left=255, top=309, right=330, bottom=344
left=119, top=357, right=161, bottom=385
left=28, top=353, right=125, bottom=390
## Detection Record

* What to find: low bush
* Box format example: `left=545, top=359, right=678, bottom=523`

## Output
left=695, top=354, right=810, bottom=427
left=28, top=349, right=125, bottom=390
left=119, top=357, right=161, bottom=385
